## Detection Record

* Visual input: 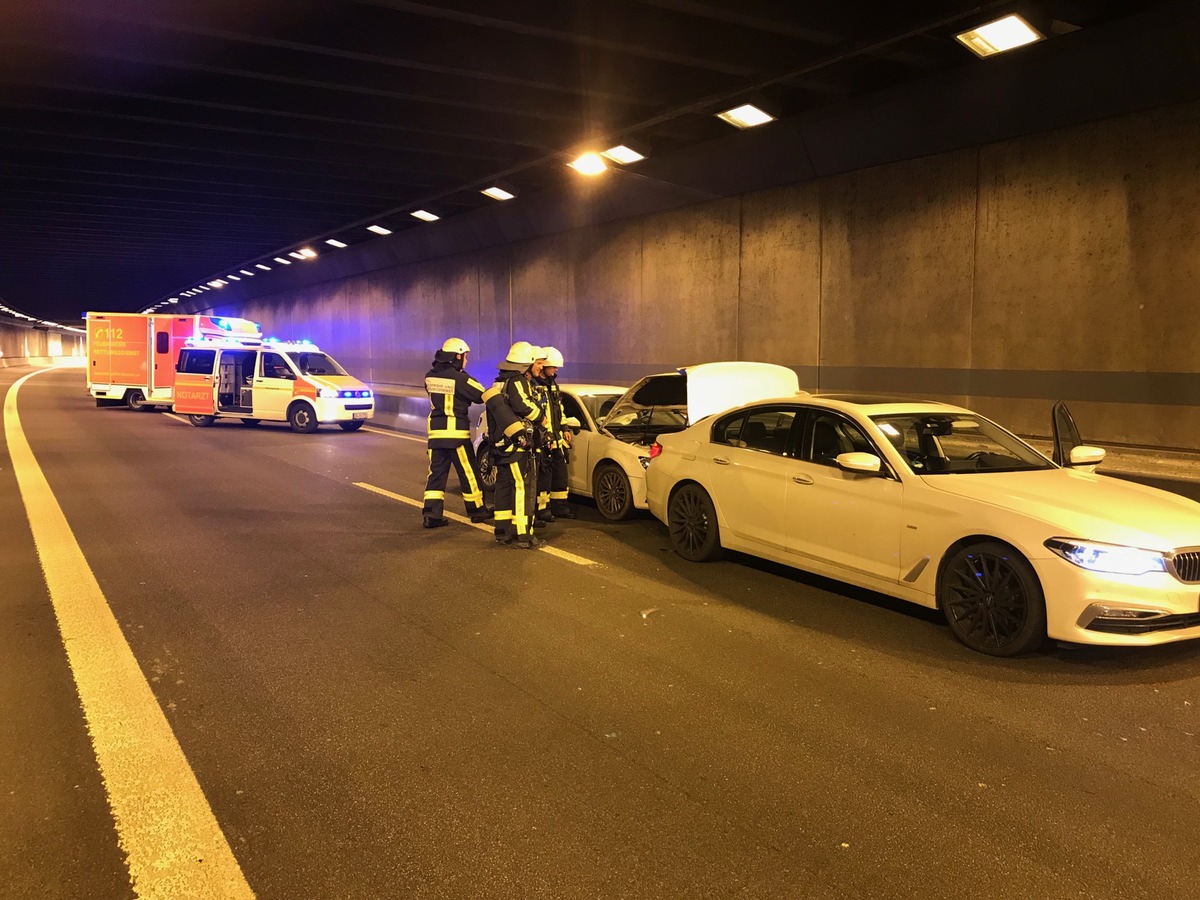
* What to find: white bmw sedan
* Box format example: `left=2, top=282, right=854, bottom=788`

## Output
left=645, top=394, right=1200, bottom=656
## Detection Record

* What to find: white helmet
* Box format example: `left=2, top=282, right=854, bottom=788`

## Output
left=441, top=337, right=470, bottom=354
left=505, top=340, right=537, bottom=366
left=541, top=346, right=564, bottom=368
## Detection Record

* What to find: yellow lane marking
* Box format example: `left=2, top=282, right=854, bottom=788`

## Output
left=353, top=481, right=597, bottom=568
left=5, top=370, right=254, bottom=899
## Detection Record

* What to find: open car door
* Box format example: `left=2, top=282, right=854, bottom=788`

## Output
left=1051, top=401, right=1082, bottom=466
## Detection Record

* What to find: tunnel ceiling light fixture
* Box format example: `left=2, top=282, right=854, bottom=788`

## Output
left=481, top=186, right=515, bottom=201
left=716, top=103, right=776, bottom=129
left=226, top=274, right=241, bottom=281
left=168, top=297, right=178, bottom=303
left=367, top=224, right=392, bottom=235
left=274, top=257, right=292, bottom=265
left=411, top=209, right=440, bottom=222
left=956, top=14, right=1043, bottom=57
left=256, top=263, right=271, bottom=270
left=288, top=251, right=305, bottom=260
left=240, top=269, right=255, bottom=276
left=601, top=144, right=645, bottom=164
left=569, top=152, right=607, bottom=175
left=298, top=247, right=317, bottom=258
left=326, top=238, right=348, bottom=248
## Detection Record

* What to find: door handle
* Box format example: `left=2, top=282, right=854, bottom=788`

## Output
left=792, top=473, right=814, bottom=485
left=713, top=456, right=730, bottom=465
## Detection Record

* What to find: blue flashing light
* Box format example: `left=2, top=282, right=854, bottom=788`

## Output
left=213, top=318, right=233, bottom=331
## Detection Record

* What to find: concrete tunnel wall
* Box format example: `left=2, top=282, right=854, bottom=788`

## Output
left=213, top=98, right=1200, bottom=450
left=0, top=321, right=85, bottom=368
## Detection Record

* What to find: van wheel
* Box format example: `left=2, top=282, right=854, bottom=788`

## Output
left=339, top=420, right=364, bottom=431
left=240, top=418, right=261, bottom=426
left=126, top=390, right=149, bottom=411
left=187, top=415, right=215, bottom=427
left=288, top=403, right=318, bottom=434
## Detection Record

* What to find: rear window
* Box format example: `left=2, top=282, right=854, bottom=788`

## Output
left=177, top=349, right=216, bottom=374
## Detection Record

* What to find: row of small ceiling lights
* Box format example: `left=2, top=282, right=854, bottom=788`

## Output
left=0, top=302, right=87, bottom=332
left=142, top=14, right=1038, bottom=315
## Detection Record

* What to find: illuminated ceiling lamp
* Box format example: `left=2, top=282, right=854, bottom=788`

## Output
left=367, top=224, right=392, bottom=235
left=568, top=152, right=608, bottom=176
left=600, top=143, right=647, bottom=165
left=481, top=185, right=516, bottom=201
left=956, top=14, right=1044, bottom=57
left=716, top=102, right=776, bottom=129
left=410, top=209, right=440, bottom=222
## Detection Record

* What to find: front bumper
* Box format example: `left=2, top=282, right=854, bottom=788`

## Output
left=1032, top=556, right=1200, bottom=646
left=313, top=398, right=374, bottom=423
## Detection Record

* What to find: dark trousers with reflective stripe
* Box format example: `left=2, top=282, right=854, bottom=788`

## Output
left=493, top=451, right=536, bottom=539
left=422, top=442, right=485, bottom=519
left=549, top=448, right=570, bottom=514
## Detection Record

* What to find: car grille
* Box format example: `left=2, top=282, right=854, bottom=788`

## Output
left=1169, top=549, right=1200, bottom=583
left=1086, top=611, right=1200, bottom=635
left=344, top=403, right=373, bottom=411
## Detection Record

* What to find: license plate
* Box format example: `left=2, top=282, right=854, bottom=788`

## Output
left=352, top=412, right=368, bottom=419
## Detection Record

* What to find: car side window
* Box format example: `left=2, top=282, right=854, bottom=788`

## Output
left=804, top=412, right=876, bottom=467
left=713, top=408, right=799, bottom=455
left=560, top=394, right=589, bottom=431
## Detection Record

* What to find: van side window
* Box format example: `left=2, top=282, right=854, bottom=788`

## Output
left=177, top=349, right=216, bottom=374
left=156, top=331, right=170, bottom=354
left=262, top=352, right=293, bottom=379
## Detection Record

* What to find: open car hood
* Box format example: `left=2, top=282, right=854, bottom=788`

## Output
left=683, top=361, right=801, bottom=423
left=601, top=361, right=800, bottom=429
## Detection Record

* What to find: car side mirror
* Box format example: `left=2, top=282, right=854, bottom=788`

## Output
left=835, top=451, right=883, bottom=475
left=1068, top=445, right=1105, bottom=472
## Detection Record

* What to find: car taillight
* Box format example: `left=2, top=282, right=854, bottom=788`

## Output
left=649, top=441, right=663, bottom=459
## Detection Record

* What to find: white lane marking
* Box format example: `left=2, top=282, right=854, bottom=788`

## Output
left=353, top=481, right=597, bottom=568
left=5, top=370, right=254, bottom=899
left=162, top=411, right=190, bottom=425
left=363, top=425, right=426, bottom=443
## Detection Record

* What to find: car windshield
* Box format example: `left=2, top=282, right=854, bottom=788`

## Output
left=574, top=391, right=624, bottom=422
left=285, top=351, right=348, bottom=376
left=870, top=412, right=1054, bottom=475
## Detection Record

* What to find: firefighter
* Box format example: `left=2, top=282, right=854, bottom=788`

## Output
left=529, top=347, right=554, bottom=528
left=421, top=337, right=495, bottom=528
left=539, top=346, right=575, bottom=519
left=485, top=341, right=547, bottom=548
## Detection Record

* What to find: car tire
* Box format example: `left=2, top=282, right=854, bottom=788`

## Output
left=288, top=402, right=318, bottom=434
left=240, top=418, right=261, bottom=426
left=187, top=414, right=215, bottom=427
left=667, top=483, right=723, bottom=562
left=477, top=440, right=498, bottom=490
left=938, top=541, right=1046, bottom=657
left=339, top=420, right=364, bottom=431
left=126, top=389, right=149, bottom=411
left=593, top=463, right=634, bottom=521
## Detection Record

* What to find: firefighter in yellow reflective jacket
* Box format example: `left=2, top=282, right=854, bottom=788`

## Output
left=422, top=338, right=496, bottom=528
left=485, top=341, right=546, bottom=548
left=539, top=346, right=575, bottom=519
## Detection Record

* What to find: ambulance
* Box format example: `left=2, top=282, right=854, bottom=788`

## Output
left=172, top=337, right=374, bottom=433
left=86, top=312, right=262, bottom=410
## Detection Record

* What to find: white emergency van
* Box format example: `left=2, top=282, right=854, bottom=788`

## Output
left=173, top=338, right=374, bottom=432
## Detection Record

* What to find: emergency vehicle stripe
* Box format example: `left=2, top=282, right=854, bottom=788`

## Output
left=5, top=370, right=254, bottom=899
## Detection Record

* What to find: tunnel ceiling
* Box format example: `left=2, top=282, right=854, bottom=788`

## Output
left=0, top=0, right=1189, bottom=322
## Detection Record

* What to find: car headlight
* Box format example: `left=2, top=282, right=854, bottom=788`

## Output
left=318, top=387, right=338, bottom=398
left=1044, top=538, right=1167, bottom=576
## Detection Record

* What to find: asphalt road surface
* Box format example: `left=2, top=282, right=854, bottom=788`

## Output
left=4, top=364, right=1199, bottom=900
